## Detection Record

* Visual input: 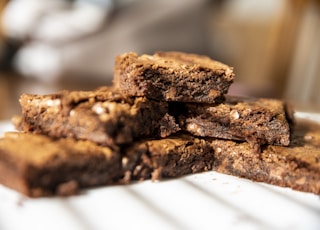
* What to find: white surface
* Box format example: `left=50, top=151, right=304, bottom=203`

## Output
left=0, top=113, right=320, bottom=230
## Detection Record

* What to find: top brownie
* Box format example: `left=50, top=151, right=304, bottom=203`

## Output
left=17, top=87, right=180, bottom=146
left=114, top=51, right=235, bottom=103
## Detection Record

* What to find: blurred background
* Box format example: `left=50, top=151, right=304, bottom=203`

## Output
left=0, top=0, right=320, bottom=120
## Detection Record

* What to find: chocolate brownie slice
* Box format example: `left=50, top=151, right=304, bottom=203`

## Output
left=17, top=87, right=180, bottom=146
left=0, top=132, right=121, bottom=197
left=121, top=134, right=213, bottom=182
left=210, top=118, right=320, bottom=195
left=114, top=51, right=234, bottom=103
left=175, top=95, right=293, bottom=148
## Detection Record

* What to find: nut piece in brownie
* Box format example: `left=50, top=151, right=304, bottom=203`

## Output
left=174, top=95, right=293, bottom=148
left=17, top=87, right=180, bottom=146
left=0, top=132, right=121, bottom=197
left=122, top=134, right=213, bottom=182
left=210, top=118, right=320, bottom=195
left=114, top=51, right=235, bottom=103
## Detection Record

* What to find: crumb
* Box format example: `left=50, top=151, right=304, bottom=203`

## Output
left=304, top=135, right=313, bottom=141
left=56, top=180, right=79, bottom=196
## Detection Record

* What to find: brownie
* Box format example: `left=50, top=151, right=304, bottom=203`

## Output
left=0, top=132, right=121, bottom=197
left=113, top=51, right=235, bottom=103
left=17, top=86, right=180, bottom=146
left=121, top=134, right=214, bottom=182
left=174, top=95, right=293, bottom=148
left=3, top=119, right=319, bottom=196
left=209, top=118, right=320, bottom=195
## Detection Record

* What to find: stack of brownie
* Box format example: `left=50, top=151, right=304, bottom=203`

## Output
left=1, top=51, right=320, bottom=197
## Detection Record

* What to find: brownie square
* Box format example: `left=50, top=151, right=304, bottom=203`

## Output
left=0, top=132, right=121, bottom=197
left=210, top=118, right=320, bottom=195
left=121, top=134, right=214, bottom=182
left=17, top=87, right=180, bottom=146
left=114, top=51, right=235, bottom=103
left=174, top=95, right=293, bottom=148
